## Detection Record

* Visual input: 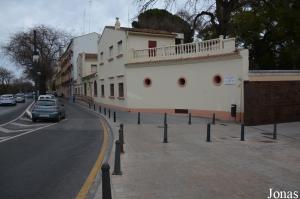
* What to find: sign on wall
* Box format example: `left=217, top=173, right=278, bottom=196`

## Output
left=223, top=76, right=236, bottom=85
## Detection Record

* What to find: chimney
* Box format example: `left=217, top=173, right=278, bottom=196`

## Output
left=115, top=17, right=120, bottom=30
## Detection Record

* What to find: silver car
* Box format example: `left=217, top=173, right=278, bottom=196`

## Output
left=15, top=93, right=26, bottom=103
left=0, top=94, right=17, bottom=106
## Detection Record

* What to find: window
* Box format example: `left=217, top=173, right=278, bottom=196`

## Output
left=101, top=84, right=105, bottom=97
left=94, top=81, right=98, bottom=97
left=148, top=40, right=157, bottom=57
left=110, top=83, right=114, bottom=97
left=117, top=40, right=122, bottom=54
left=178, top=77, right=187, bottom=87
left=118, top=82, right=124, bottom=98
left=84, top=83, right=87, bottom=96
left=100, top=52, right=103, bottom=61
left=109, top=46, right=113, bottom=57
left=91, top=64, right=97, bottom=73
left=213, top=75, right=222, bottom=86
left=144, top=78, right=152, bottom=87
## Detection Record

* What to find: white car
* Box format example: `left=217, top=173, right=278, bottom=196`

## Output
left=38, top=94, right=55, bottom=100
left=0, top=94, right=17, bottom=106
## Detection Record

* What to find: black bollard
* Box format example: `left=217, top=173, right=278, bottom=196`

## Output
left=99, top=106, right=101, bottom=113
left=94, top=104, right=96, bottom=110
left=112, top=140, right=122, bottom=175
left=164, top=112, right=167, bottom=125
left=101, top=163, right=112, bottom=199
left=163, top=123, right=168, bottom=143
left=104, top=108, right=106, bottom=115
left=119, top=128, right=124, bottom=153
left=120, top=123, right=124, bottom=132
left=188, top=113, right=191, bottom=125
left=273, top=123, right=277, bottom=140
left=113, top=111, right=116, bottom=123
left=212, top=113, right=216, bottom=125
left=206, top=123, right=211, bottom=142
left=108, top=109, right=111, bottom=118
left=138, top=112, right=140, bottom=125
left=241, top=124, right=245, bottom=141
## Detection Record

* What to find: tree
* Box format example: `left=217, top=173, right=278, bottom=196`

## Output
left=136, top=0, right=300, bottom=69
left=0, top=66, right=14, bottom=85
left=132, top=9, right=194, bottom=43
left=2, top=25, right=70, bottom=94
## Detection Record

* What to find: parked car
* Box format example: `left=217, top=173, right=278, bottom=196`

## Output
left=15, top=93, right=26, bottom=103
left=0, top=94, right=17, bottom=106
left=31, top=99, right=65, bottom=122
left=38, top=94, right=55, bottom=100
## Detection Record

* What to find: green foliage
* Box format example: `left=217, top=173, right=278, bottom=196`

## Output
left=132, top=9, right=194, bottom=43
left=232, top=0, right=300, bottom=69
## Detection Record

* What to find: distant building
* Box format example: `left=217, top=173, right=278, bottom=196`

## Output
left=56, top=32, right=99, bottom=98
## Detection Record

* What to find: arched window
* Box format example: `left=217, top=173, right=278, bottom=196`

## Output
left=94, top=80, right=98, bottom=97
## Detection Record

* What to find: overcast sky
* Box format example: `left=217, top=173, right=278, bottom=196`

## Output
left=0, top=0, right=195, bottom=77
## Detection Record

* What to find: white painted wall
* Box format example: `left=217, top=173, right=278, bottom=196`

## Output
left=71, top=32, right=99, bottom=81
left=125, top=50, right=248, bottom=115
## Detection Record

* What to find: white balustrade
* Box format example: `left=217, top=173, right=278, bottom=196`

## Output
left=128, top=37, right=236, bottom=63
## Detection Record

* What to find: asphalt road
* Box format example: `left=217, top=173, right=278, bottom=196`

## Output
left=0, top=99, right=33, bottom=125
left=0, top=100, right=104, bottom=199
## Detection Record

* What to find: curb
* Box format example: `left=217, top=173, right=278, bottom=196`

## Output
left=71, top=100, right=116, bottom=199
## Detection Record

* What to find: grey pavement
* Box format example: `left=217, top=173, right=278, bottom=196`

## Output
left=88, top=104, right=300, bottom=199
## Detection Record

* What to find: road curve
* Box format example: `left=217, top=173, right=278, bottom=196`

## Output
left=0, top=100, right=104, bottom=199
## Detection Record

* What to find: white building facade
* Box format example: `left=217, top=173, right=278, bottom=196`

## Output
left=87, top=20, right=249, bottom=121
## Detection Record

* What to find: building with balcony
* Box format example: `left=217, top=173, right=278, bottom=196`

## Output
left=56, top=32, right=99, bottom=98
left=91, top=18, right=249, bottom=121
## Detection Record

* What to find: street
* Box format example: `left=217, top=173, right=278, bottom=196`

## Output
left=0, top=99, right=33, bottom=125
left=0, top=100, right=104, bottom=199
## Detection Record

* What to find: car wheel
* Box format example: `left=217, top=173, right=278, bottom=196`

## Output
left=55, top=115, right=60, bottom=122
left=32, top=118, right=37, bottom=122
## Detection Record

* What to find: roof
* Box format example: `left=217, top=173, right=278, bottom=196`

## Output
left=105, top=26, right=177, bottom=37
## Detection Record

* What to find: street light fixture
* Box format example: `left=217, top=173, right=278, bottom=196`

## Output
left=32, top=30, right=40, bottom=101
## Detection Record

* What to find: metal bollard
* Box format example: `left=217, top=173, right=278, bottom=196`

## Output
left=120, top=123, right=124, bottom=132
left=112, top=140, right=122, bottom=175
left=188, top=113, right=191, bottom=125
left=104, top=108, right=106, bottom=115
left=138, top=112, right=140, bottom=125
left=241, top=124, right=245, bottom=141
left=94, top=104, right=96, bottom=111
left=164, top=112, right=167, bottom=125
left=273, top=123, right=277, bottom=140
left=212, top=113, right=216, bottom=125
left=108, top=109, right=111, bottom=118
left=163, top=123, right=168, bottom=143
left=101, top=163, right=112, bottom=199
left=99, top=106, right=101, bottom=113
left=206, top=123, right=211, bottom=142
left=113, top=111, right=116, bottom=123
left=119, top=128, right=124, bottom=153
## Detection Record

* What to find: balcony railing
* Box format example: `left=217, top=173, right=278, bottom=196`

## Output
left=127, top=36, right=236, bottom=64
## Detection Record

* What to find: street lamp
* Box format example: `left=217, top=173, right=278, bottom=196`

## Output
left=32, top=30, right=40, bottom=101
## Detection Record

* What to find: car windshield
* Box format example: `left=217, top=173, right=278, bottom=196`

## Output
left=1, top=95, right=13, bottom=99
left=36, top=100, right=56, bottom=106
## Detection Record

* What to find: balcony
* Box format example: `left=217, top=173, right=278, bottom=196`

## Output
left=127, top=36, right=236, bottom=64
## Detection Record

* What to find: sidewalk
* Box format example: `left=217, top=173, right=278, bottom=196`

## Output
left=88, top=105, right=300, bottom=199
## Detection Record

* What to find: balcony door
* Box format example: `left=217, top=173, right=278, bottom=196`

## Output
left=148, top=40, right=157, bottom=57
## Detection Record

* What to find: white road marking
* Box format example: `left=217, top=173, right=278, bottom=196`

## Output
left=0, top=126, right=28, bottom=133
left=0, top=119, right=68, bottom=144
left=0, top=101, right=35, bottom=127
left=19, top=117, right=31, bottom=122
left=0, top=136, right=10, bottom=140
left=10, top=122, right=44, bottom=127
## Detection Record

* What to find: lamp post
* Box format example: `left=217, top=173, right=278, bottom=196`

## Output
left=32, top=30, right=40, bottom=101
